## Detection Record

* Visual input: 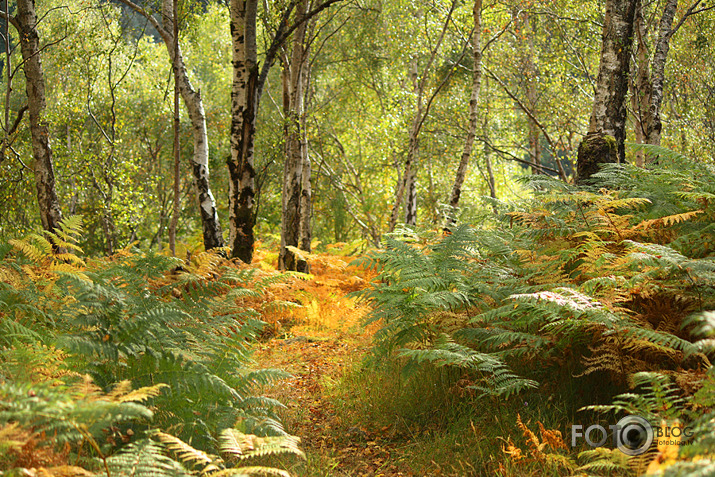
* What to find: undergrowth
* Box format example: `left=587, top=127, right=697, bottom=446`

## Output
left=352, top=145, right=715, bottom=475
left=0, top=220, right=305, bottom=476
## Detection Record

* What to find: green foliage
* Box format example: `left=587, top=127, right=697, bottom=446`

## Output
left=356, top=147, right=715, bottom=473
left=0, top=231, right=301, bottom=475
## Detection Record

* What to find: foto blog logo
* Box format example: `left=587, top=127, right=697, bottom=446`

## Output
left=571, top=415, right=693, bottom=456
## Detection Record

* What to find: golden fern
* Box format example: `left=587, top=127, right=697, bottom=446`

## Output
left=212, top=467, right=291, bottom=477
left=154, top=431, right=221, bottom=473
left=634, top=210, right=702, bottom=230
left=186, top=248, right=231, bottom=279
left=9, top=215, right=87, bottom=278
left=155, top=429, right=301, bottom=477
left=220, top=428, right=304, bottom=461
left=106, top=381, right=169, bottom=403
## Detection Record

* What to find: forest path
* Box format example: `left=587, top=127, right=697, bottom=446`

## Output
left=251, top=250, right=412, bottom=476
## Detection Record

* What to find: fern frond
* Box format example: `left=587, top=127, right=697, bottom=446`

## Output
left=154, top=431, right=217, bottom=467
left=212, top=467, right=291, bottom=477
left=107, top=438, right=192, bottom=477
left=220, top=428, right=304, bottom=461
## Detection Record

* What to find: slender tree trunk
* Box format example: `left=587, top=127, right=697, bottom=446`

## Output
left=168, top=0, right=180, bottom=256
left=631, top=2, right=650, bottom=167
left=279, top=0, right=311, bottom=271
left=632, top=0, right=679, bottom=164
left=403, top=160, right=417, bottom=228
left=163, top=0, right=223, bottom=250
left=228, top=0, right=259, bottom=263
left=390, top=60, right=421, bottom=232
left=16, top=0, right=63, bottom=233
left=577, top=0, right=639, bottom=184
left=524, top=13, right=541, bottom=174
left=483, top=78, right=497, bottom=206
left=389, top=2, right=458, bottom=232
left=118, top=0, right=224, bottom=251
left=447, top=0, right=483, bottom=223
left=298, top=71, right=312, bottom=271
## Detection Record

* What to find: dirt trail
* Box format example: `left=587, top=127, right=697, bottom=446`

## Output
left=251, top=252, right=412, bottom=476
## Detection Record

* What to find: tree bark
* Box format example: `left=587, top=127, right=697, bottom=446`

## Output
left=228, top=0, right=259, bottom=263
left=632, top=0, right=679, bottom=164
left=16, top=0, right=63, bottom=234
left=228, top=0, right=340, bottom=262
left=168, top=0, right=180, bottom=256
left=118, top=0, right=224, bottom=251
left=578, top=0, right=639, bottom=184
left=298, top=75, right=312, bottom=272
left=279, top=0, right=312, bottom=272
left=447, top=0, right=483, bottom=223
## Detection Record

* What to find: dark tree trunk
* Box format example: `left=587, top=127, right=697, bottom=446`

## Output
left=577, top=132, right=618, bottom=182
left=577, top=0, right=639, bottom=184
left=16, top=0, right=63, bottom=233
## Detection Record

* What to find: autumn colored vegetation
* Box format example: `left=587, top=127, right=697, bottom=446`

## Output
left=2, top=0, right=715, bottom=475
left=1, top=146, right=715, bottom=476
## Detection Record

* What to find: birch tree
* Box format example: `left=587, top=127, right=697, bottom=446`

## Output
left=446, top=0, right=483, bottom=222
left=388, top=0, right=460, bottom=233
left=1, top=0, right=64, bottom=234
left=631, top=0, right=708, bottom=165
left=118, top=0, right=225, bottom=250
left=228, top=0, right=341, bottom=263
left=577, top=0, right=639, bottom=184
left=279, top=0, right=313, bottom=272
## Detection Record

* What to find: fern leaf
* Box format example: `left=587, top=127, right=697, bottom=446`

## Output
left=155, top=431, right=215, bottom=466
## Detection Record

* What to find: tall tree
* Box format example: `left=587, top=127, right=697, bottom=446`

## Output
left=631, top=0, right=706, bottom=165
left=168, top=0, right=181, bottom=256
left=447, top=0, right=483, bottom=222
left=118, top=0, right=225, bottom=250
left=279, top=0, right=313, bottom=272
left=388, top=0, right=459, bottom=232
left=228, top=0, right=259, bottom=263
left=228, top=0, right=340, bottom=263
left=577, top=0, right=640, bottom=184
left=522, top=12, right=541, bottom=175
left=3, top=0, right=64, bottom=234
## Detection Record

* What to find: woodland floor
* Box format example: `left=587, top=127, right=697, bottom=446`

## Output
left=251, top=249, right=420, bottom=476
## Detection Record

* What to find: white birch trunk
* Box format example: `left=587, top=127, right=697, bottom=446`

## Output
left=228, top=0, right=259, bottom=263
left=279, top=0, right=310, bottom=272
left=117, top=0, right=224, bottom=250
left=447, top=0, right=483, bottom=223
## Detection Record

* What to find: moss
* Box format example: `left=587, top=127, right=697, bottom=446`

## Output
left=576, top=132, right=617, bottom=185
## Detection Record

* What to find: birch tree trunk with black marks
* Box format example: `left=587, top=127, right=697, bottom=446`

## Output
left=577, top=0, right=639, bottom=184
left=298, top=76, right=312, bottom=270
left=447, top=0, right=483, bottom=223
left=16, top=0, right=63, bottom=233
left=389, top=60, right=421, bottom=232
left=118, top=0, right=224, bottom=250
left=229, top=0, right=339, bottom=263
left=228, top=0, right=259, bottom=263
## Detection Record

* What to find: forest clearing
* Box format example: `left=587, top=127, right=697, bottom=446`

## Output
left=1, top=0, right=715, bottom=475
